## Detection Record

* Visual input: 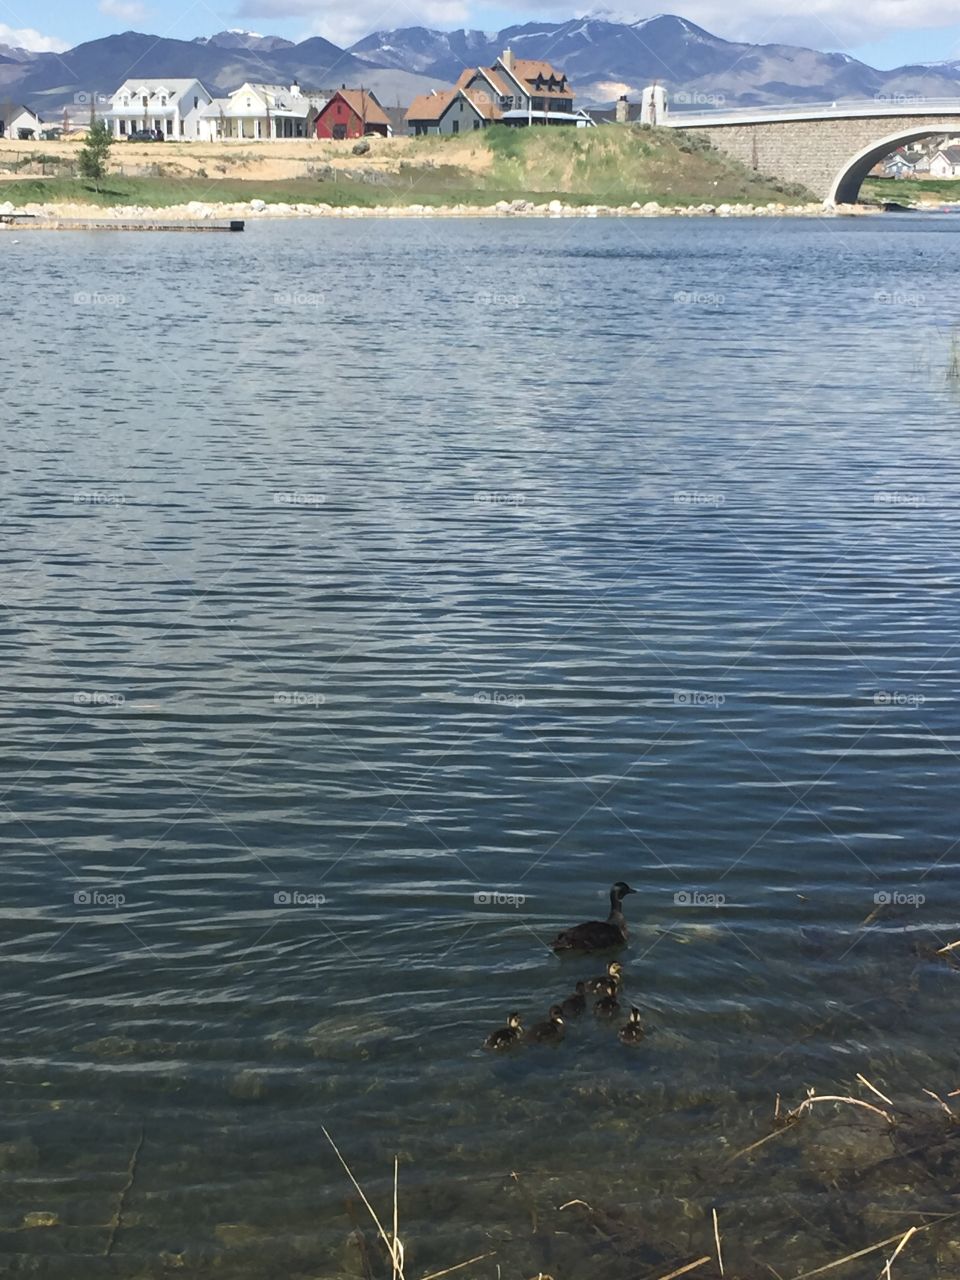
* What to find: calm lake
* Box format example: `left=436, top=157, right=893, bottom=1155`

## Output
left=1, top=216, right=959, bottom=1278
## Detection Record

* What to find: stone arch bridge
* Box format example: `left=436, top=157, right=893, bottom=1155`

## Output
left=659, top=101, right=960, bottom=204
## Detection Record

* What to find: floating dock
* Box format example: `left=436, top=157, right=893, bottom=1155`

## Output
left=0, top=214, right=244, bottom=233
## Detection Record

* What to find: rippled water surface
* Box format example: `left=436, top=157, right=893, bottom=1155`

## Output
left=2, top=217, right=960, bottom=1278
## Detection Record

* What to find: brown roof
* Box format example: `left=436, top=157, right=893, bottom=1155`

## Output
left=405, top=89, right=455, bottom=123
left=329, top=89, right=391, bottom=127
left=461, top=88, right=502, bottom=121
left=499, top=57, right=574, bottom=99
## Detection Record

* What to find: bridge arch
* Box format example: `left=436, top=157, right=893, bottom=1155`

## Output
left=828, top=127, right=951, bottom=204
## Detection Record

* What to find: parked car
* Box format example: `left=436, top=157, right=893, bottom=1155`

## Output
left=128, top=129, right=164, bottom=142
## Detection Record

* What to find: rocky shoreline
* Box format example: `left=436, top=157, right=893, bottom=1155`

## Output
left=0, top=197, right=882, bottom=222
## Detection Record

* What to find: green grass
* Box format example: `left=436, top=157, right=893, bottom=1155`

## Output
left=863, top=176, right=960, bottom=203
left=0, top=127, right=816, bottom=209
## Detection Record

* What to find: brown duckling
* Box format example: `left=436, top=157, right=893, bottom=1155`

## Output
left=560, top=981, right=588, bottom=1018
left=484, top=1011, right=523, bottom=1051
left=585, top=961, right=623, bottom=996
left=527, top=1005, right=566, bottom=1044
left=618, top=1006, right=645, bottom=1044
left=594, top=980, right=621, bottom=1019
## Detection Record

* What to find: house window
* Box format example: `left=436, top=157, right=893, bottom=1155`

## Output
left=474, top=120, right=481, bottom=130
left=166, top=119, right=173, bottom=135
left=119, top=120, right=127, bottom=134
left=452, top=120, right=459, bottom=134
left=194, top=96, right=199, bottom=109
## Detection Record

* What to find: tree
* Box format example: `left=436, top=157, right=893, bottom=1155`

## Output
left=78, top=119, right=112, bottom=189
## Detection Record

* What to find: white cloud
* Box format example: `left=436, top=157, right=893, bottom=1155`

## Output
left=235, top=0, right=468, bottom=47
left=0, top=23, right=69, bottom=53
left=98, top=0, right=151, bottom=21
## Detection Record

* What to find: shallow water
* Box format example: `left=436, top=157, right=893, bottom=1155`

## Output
left=1, top=216, right=959, bottom=1277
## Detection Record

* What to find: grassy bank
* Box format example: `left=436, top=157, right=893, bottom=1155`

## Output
left=0, top=125, right=814, bottom=209
left=863, top=176, right=960, bottom=204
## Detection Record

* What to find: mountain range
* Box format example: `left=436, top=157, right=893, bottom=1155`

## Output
left=2, top=16, right=960, bottom=117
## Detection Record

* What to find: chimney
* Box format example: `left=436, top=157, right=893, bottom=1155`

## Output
left=502, top=48, right=514, bottom=73
left=616, top=95, right=629, bottom=125
left=291, top=79, right=300, bottom=96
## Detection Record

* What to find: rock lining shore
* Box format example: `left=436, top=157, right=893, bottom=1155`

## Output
left=0, top=197, right=879, bottom=222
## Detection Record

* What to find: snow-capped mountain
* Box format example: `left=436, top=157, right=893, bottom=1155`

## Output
left=349, top=14, right=960, bottom=106
left=194, top=29, right=296, bottom=53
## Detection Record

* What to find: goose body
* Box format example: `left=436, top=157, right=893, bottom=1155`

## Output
left=551, top=882, right=637, bottom=954
left=485, top=1012, right=523, bottom=1051
left=527, top=1005, right=566, bottom=1044
left=618, top=1006, right=645, bottom=1045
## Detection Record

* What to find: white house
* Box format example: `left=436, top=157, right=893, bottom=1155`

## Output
left=107, top=79, right=214, bottom=140
left=197, top=83, right=327, bottom=140
left=0, top=104, right=43, bottom=140
left=930, top=146, right=960, bottom=178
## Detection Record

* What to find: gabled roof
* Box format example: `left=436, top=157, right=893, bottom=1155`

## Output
left=114, top=78, right=205, bottom=96
left=935, top=146, right=960, bottom=164
left=460, top=88, right=502, bottom=121
left=495, top=56, right=574, bottom=100
left=322, top=89, right=391, bottom=127
left=405, top=89, right=455, bottom=123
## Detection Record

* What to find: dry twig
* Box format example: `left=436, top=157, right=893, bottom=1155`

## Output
left=103, top=1126, right=144, bottom=1258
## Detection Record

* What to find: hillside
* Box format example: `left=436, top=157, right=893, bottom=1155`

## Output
left=0, top=125, right=814, bottom=209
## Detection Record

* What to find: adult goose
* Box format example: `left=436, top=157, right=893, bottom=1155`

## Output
left=550, top=881, right=637, bottom=954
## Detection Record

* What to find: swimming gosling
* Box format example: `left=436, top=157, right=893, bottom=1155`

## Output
left=594, top=980, right=621, bottom=1019
left=560, top=981, right=588, bottom=1017
left=551, top=882, right=637, bottom=953
left=485, top=1012, right=523, bottom=1051
left=584, top=960, right=623, bottom=995
left=618, top=1007, right=645, bottom=1045
left=527, top=1005, right=566, bottom=1044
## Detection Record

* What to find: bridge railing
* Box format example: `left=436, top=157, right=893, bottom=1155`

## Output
left=661, top=98, right=960, bottom=126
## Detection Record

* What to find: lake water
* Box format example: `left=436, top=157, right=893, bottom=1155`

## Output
left=1, top=216, right=959, bottom=1278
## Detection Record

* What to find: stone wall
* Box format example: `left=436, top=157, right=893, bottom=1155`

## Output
left=683, top=115, right=960, bottom=202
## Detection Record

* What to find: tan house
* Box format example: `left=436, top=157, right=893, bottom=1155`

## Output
left=406, top=50, right=589, bottom=135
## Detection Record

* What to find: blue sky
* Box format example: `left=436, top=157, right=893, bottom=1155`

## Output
left=4, top=2, right=960, bottom=66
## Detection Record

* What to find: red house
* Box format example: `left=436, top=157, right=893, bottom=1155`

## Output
left=315, top=89, right=392, bottom=140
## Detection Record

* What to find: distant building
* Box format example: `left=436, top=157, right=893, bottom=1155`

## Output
left=930, top=146, right=960, bottom=178
left=405, top=50, right=590, bottom=135
left=107, top=79, right=213, bottom=140
left=883, top=150, right=931, bottom=179
left=198, top=83, right=327, bottom=140
left=0, top=104, right=43, bottom=140
left=314, top=89, right=392, bottom=139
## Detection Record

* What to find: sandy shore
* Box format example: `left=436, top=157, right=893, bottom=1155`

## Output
left=0, top=197, right=877, bottom=222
